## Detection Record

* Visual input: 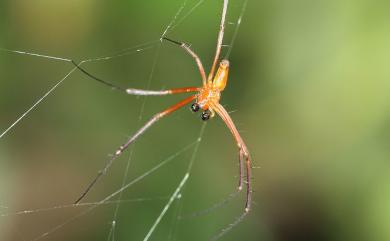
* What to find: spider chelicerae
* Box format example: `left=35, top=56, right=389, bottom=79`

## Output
left=73, top=0, right=252, bottom=212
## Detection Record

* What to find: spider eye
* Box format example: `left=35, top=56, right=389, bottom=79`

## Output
left=191, top=103, right=200, bottom=112
left=201, top=110, right=211, bottom=121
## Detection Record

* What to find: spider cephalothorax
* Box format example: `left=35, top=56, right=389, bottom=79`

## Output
left=191, top=60, right=229, bottom=121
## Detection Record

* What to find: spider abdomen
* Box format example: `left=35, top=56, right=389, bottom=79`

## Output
left=213, top=59, right=229, bottom=91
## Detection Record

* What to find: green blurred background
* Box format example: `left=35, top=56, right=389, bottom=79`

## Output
left=1, top=0, right=390, bottom=241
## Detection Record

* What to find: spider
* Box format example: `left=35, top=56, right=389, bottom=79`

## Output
left=73, top=0, right=252, bottom=212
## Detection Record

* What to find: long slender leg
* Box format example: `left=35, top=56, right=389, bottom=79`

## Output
left=72, top=60, right=127, bottom=92
left=72, top=60, right=200, bottom=96
left=208, top=0, right=229, bottom=83
left=238, top=151, right=244, bottom=191
left=162, top=37, right=207, bottom=85
left=75, top=95, right=197, bottom=204
left=212, top=103, right=251, bottom=212
left=126, top=86, right=200, bottom=96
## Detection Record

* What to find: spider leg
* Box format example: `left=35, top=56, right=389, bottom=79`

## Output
left=75, top=95, right=197, bottom=204
left=244, top=148, right=251, bottom=211
left=162, top=37, right=207, bottom=85
left=126, top=86, right=200, bottom=96
left=238, top=150, right=244, bottom=191
left=72, top=60, right=126, bottom=92
left=72, top=60, right=200, bottom=96
left=208, top=0, right=229, bottom=83
left=212, top=103, right=252, bottom=212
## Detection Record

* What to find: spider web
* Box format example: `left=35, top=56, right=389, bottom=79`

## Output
left=0, top=0, right=249, bottom=240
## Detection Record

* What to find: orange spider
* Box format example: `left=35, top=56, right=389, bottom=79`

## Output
left=73, top=0, right=252, bottom=212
